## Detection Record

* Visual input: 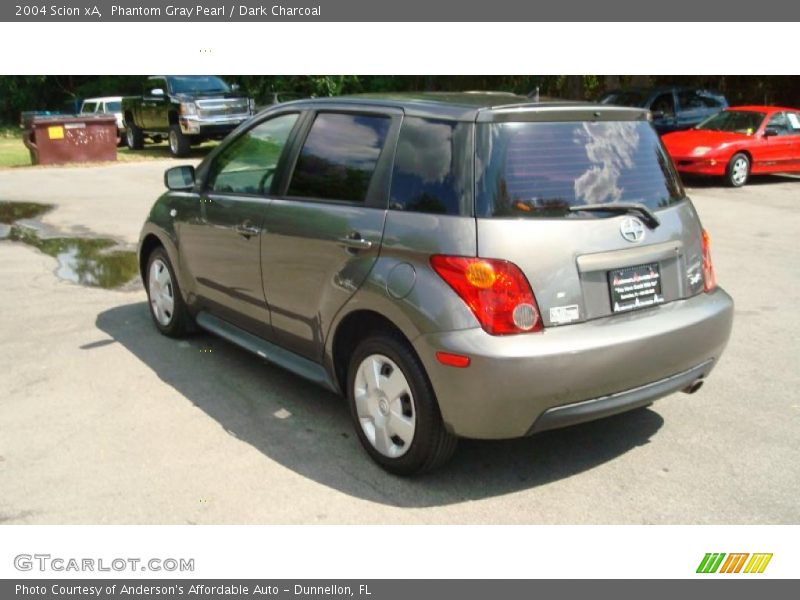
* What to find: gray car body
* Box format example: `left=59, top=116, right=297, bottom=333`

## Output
left=138, top=93, right=734, bottom=440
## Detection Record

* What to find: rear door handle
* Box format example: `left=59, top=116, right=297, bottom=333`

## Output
left=337, top=233, right=373, bottom=251
left=236, top=223, right=261, bottom=239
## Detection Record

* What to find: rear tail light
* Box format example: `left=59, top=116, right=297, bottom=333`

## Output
left=430, top=255, right=542, bottom=335
left=701, top=229, right=717, bottom=292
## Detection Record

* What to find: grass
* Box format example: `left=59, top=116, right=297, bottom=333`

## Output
left=0, top=128, right=216, bottom=168
left=0, top=130, right=30, bottom=168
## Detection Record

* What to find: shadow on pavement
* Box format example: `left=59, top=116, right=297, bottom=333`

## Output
left=96, top=301, right=664, bottom=508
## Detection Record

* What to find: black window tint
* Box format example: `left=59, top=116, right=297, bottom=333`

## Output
left=390, top=117, right=469, bottom=216
left=476, top=121, right=684, bottom=219
left=287, top=113, right=390, bottom=203
left=208, top=113, right=298, bottom=195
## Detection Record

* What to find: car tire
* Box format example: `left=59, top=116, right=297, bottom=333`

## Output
left=169, top=125, right=191, bottom=158
left=726, top=152, right=750, bottom=187
left=347, top=333, right=457, bottom=475
left=145, top=247, right=191, bottom=338
left=126, top=124, right=144, bottom=150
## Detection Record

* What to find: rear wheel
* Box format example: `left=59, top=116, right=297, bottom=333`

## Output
left=146, top=248, right=191, bottom=338
left=347, top=333, right=457, bottom=475
left=726, top=152, right=750, bottom=187
left=126, top=124, right=144, bottom=150
left=168, top=125, right=191, bottom=157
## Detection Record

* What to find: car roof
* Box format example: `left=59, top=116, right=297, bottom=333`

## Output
left=272, top=92, right=649, bottom=122
left=82, top=96, right=122, bottom=102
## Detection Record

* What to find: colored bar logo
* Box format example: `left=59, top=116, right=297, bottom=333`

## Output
left=697, top=553, right=772, bottom=574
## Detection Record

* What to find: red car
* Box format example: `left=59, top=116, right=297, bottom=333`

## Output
left=662, top=106, right=800, bottom=187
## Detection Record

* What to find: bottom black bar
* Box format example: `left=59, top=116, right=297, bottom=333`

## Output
left=1, top=580, right=794, bottom=600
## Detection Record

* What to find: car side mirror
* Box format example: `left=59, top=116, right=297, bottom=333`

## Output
left=150, top=88, right=165, bottom=97
left=651, top=110, right=665, bottom=120
left=763, top=127, right=779, bottom=137
left=164, top=166, right=195, bottom=191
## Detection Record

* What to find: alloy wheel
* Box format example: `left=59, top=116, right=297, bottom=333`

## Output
left=731, top=157, right=748, bottom=186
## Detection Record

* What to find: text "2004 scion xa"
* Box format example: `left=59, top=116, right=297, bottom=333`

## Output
left=138, top=93, right=734, bottom=475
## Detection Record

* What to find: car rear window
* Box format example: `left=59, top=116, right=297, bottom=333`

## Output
left=475, top=121, right=684, bottom=218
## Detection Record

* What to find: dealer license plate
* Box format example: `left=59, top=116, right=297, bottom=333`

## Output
left=608, top=263, right=664, bottom=313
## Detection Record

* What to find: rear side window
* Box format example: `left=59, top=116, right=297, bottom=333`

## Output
left=81, top=102, right=97, bottom=113
left=389, top=117, right=470, bottom=216
left=476, top=121, right=684, bottom=218
left=287, top=113, right=390, bottom=203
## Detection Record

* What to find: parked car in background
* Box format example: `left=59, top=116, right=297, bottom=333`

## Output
left=138, top=93, right=733, bottom=474
left=80, top=96, right=125, bottom=146
left=663, top=106, right=800, bottom=187
left=600, top=86, right=728, bottom=134
left=122, top=76, right=255, bottom=157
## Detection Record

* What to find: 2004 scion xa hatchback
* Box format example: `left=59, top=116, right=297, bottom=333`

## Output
left=139, top=93, right=734, bottom=475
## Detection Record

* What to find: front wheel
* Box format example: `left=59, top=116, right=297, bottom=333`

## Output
left=347, top=334, right=457, bottom=475
left=126, top=124, right=144, bottom=150
left=146, top=248, right=191, bottom=338
left=168, top=125, right=191, bottom=157
left=726, top=152, right=750, bottom=187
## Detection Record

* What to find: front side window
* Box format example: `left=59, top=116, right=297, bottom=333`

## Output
left=766, top=112, right=790, bottom=135
left=287, top=113, right=391, bottom=203
left=389, top=117, right=470, bottom=216
left=476, top=121, right=684, bottom=219
left=207, top=113, right=299, bottom=195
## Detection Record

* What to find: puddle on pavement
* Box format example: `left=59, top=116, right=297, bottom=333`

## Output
left=0, top=201, right=53, bottom=224
left=1, top=202, right=139, bottom=290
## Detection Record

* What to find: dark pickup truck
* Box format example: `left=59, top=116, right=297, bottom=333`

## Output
left=122, top=76, right=254, bottom=157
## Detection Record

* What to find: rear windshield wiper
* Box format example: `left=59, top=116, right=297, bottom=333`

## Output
left=568, top=202, right=660, bottom=229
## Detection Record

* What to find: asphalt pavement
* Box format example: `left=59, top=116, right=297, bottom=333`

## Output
left=0, top=160, right=798, bottom=524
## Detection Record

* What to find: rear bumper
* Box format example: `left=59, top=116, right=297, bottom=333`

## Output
left=413, top=288, right=734, bottom=439
left=529, top=359, right=712, bottom=434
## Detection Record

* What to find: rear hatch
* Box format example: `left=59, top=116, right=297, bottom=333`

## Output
left=474, top=107, right=705, bottom=327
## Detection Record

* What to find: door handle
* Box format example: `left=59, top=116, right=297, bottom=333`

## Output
left=236, top=223, right=261, bottom=239
left=337, top=233, right=373, bottom=251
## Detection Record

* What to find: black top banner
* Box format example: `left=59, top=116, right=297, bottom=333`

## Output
left=3, top=0, right=799, bottom=21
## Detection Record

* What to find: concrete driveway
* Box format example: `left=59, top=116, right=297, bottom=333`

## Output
left=0, top=162, right=798, bottom=524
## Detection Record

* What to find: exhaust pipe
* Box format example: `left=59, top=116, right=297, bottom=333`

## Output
left=682, top=379, right=704, bottom=394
